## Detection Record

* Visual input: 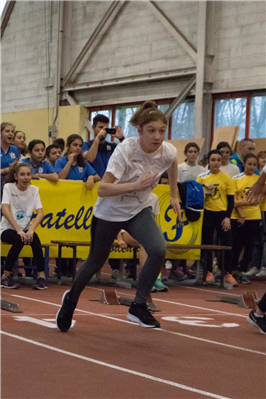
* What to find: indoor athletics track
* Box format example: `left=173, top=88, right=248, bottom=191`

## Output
left=1, top=280, right=265, bottom=399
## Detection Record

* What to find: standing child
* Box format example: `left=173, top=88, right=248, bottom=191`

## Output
left=196, top=150, right=238, bottom=286
left=0, top=163, right=47, bottom=289
left=56, top=100, right=182, bottom=331
left=22, top=140, right=59, bottom=182
left=231, top=154, right=262, bottom=284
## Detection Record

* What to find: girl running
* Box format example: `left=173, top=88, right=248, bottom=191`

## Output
left=56, top=100, right=182, bottom=331
left=196, top=149, right=238, bottom=286
left=231, top=154, right=262, bottom=283
left=0, top=163, right=47, bottom=289
left=55, top=134, right=100, bottom=189
left=22, top=140, right=59, bottom=182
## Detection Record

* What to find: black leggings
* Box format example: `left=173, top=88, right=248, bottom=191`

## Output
left=258, top=292, right=266, bottom=313
left=69, top=207, right=166, bottom=305
left=231, top=219, right=261, bottom=272
left=1, top=229, right=44, bottom=273
left=201, top=210, right=232, bottom=273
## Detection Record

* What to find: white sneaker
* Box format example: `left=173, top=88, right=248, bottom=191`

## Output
left=246, top=267, right=259, bottom=277
left=255, top=268, right=266, bottom=277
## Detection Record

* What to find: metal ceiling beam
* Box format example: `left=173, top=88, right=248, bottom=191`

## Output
left=61, top=68, right=197, bottom=92
left=164, top=74, right=196, bottom=120
left=62, top=1, right=120, bottom=87
left=1, top=1, right=16, bottom=39
left=146, top=1, right=197, bottom=61
left=195, top=1, right=207, bottom=138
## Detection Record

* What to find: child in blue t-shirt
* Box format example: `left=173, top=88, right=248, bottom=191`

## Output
left=21, top=140, right=59, bottom=183
left=0, top=122, right=20, bottom=220
left=55, top=134, right=100, bottom=189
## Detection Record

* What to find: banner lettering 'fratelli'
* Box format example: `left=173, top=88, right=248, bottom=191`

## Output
left=2, top=180, right=203, bottom=259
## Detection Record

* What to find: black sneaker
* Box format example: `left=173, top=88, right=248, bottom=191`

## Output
left=32, top=277, right=48, bottom=290
left=127, top=302, right=160, bottom=328
left=1, top=276, right=20, bottom=289
left=56, top=290, right=76, bottom=332
left=247, top=310, right=266, bottom=335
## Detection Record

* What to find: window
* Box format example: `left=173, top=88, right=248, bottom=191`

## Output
left=214, top=98, right=247, bottom=140
left=115, top=105, right=139, bottom=139
left=171, top=101, right=195, bottom=140
left=249, top=95, right=266, bottom=139
left=212, top=92, right=266, bottom=142
left=88, top=99, right=196, bottom=140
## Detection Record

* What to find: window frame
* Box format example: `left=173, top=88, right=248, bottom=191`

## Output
left=87, top=97, right=194, bottom=141
left=211, top=89, right=266, bottom=145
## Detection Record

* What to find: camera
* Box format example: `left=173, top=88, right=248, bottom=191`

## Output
left=106, top=128, right=116, bottom=135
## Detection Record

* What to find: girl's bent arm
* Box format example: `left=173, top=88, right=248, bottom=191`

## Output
left=40, top=173, right=59, bottom=182
left=97, top=172, right=158, bottom=197
left=28, top=208, right=44, bottom=231
left=2, top=204, right=23, bottom=232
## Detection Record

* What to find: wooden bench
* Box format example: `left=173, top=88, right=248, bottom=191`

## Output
left=1, top=242, right=56, bottom=279
left=51, top=240, right=231, bottom=288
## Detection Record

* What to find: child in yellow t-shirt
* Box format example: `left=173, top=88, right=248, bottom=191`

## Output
left=196, top=149, right=237, bottom=286
left=231, top=154, right=262, bottom=283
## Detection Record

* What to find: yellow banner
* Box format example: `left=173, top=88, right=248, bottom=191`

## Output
left=1, top=180, right=203, bottom=259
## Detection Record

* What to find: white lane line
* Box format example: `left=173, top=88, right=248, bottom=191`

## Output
left=6, top=293, right=265, bottom=356
left=115, top=292, right=248, bottom=318
left=9, top=294, right=135, bottom=325
left=158, top=329, right=265, bottom=356
left=179, top=286, right=240, bottom=297
left=1, top=330, right=232, bottom=399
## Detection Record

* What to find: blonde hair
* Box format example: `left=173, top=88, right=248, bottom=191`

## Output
left=130, top=101, right=167, bottom=127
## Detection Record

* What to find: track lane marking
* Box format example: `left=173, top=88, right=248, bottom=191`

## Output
left=1, top=330, right=232, bottom=399
left=3, top=293, right=264, bottom=356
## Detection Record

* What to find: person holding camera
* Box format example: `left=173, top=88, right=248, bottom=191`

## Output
left=82, top=114, right=125, bottom=178
left=82, top=114, right=125, bottom=278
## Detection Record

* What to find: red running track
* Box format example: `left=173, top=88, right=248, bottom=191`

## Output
left=1, top=281, right=266, bottom=399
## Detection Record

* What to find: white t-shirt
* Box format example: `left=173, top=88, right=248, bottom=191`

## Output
left=0, top=183, right=43, bottom=234
left=94, top=137, right=177, bottom=222
left=178, top=162, right=206, bottom=182
left=220, top=163, right=240, bottom=177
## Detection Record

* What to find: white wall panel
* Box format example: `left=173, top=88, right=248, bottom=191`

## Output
left=214, top=1, right=266, bottom=90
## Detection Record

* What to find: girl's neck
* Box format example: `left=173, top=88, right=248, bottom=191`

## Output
left=221, top=160, right=229, bottom=166
left=1, top=142, right=10, bottom=152
left=210, top=169, right=220, bottom=175
left=245, top=171, right=253, bottom=176
left=186, top=160, right=196, bottom=167
left=16, top=182, right=28, bottom=191
left=30, top=158, right=42, bottom=167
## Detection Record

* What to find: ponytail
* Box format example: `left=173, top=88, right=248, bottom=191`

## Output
left=130, top=101, right=167, bottom=127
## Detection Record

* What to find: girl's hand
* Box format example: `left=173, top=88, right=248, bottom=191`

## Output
left=133, top=173, right=157, bottom=191
left=117, top=239, right=128, bottom=249
left=67, top=153, right=76, bottom=164
left=237, top=217, right=245, bottom=226
left=170, top=197, right=183, bottom=222
left=17, top=230, right=28, bottom=244
left=221, top=217, right=231, bottom=231
left=86, top=176, right=94, bottom=190
left=204, top=184, right=214, bottom=190
left=24, top=228, right=34, bottom=244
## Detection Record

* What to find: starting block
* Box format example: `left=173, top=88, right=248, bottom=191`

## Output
left=98, top=289, right=158, bottom=310
left=1, top=299, right=22, bottom=313
left=207, top=291, right=260, bottom=309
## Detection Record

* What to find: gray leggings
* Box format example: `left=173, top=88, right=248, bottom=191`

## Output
left=69, top=207, right=166, bottom=304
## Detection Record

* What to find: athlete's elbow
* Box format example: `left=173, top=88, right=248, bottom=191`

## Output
left=97, top=183, right=107, bottom=197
